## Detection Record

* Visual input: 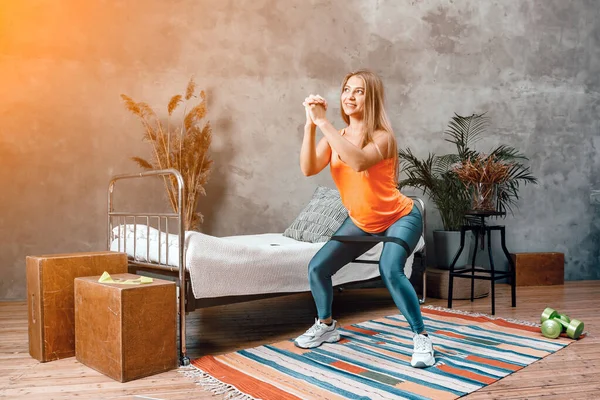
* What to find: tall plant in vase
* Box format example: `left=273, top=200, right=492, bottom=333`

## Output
left=121, top=78, right=213, bottom=231
left=398, top=113, right=537, bottom=269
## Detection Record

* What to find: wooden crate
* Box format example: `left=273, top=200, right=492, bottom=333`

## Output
left=511, top=252, right=564, bottom=286
left=26, top=251, right=127, bottom=362
left=74, top=273, right=177, bottom=382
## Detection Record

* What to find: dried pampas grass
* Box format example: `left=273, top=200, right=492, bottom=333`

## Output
left=121, top=77, right=213, bottom=231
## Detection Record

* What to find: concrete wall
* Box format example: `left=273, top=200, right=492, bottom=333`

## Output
left=1, top=0, right=598, bottom=300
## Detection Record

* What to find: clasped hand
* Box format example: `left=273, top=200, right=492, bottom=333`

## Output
left=303, top=94, right=328, bottom=126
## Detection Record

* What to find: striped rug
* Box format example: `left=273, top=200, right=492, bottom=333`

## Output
left=187, top=306, right=577, bottom=399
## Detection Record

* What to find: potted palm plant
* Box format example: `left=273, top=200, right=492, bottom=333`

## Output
left=398, top=113, right=537, bottom=268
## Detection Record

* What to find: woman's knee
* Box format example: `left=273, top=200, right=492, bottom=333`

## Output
left=308, top=257, right=330, bottom=280
left=379, top=260, right=406, bottom=281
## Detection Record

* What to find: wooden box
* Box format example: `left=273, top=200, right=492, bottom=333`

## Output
left=74, top=273, right=177, bottom=382
left=26, top=251, right=128, bottom=362
left=511, top=252, right=564, bottom=286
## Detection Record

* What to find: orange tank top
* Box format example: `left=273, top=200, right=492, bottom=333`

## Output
left=330, top=131, right=414, bottom=233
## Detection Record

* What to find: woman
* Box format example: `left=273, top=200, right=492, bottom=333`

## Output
left=294, top=69, right=435, bottom=368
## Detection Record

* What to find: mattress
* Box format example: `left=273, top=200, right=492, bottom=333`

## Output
left=110, top=225, right=424, bottom=299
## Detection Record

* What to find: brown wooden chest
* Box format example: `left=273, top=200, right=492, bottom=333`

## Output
left=74, top=273, right=177, bottom=382
left=511, top=252, right=565, bottom=286
left=26, top=251, right=128, bottom=362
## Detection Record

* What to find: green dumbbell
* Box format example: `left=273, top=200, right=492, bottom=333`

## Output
left=540, top=308, right=584, bottom=339
left=541, top=319, right=562, bottom=338
left=541, top=308, right=568, bottom=334
left=541, top=318, right=584, bottom=339
left=541, top=308, right=571, bottom=327
left=540, top=307, right=559, bottom=323
left=557, top=313, right=571, bottom=330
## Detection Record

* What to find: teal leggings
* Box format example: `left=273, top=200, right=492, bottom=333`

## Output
left=308, top=205, right=425, bottom=333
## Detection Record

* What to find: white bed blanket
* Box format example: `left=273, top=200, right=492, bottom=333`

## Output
left=110, top=225, right=424, bottom=300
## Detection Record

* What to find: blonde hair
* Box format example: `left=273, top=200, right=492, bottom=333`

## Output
left=339, top=69, right=398, bottom=176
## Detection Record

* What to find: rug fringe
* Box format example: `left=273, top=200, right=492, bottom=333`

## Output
left=422, top=305, right=541, bottom=328
left=179, top=366, right=258, bottom=400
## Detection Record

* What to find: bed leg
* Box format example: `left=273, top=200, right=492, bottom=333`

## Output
left=419, top=269, right=427, bottom=304
left=177, top=284, right=190, bottom=367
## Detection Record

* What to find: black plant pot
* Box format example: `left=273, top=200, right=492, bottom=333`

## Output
left=433, top=230, right=474, bottom=269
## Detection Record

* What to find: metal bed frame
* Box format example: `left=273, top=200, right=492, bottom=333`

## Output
left=108, top=168, right=428, bottom=366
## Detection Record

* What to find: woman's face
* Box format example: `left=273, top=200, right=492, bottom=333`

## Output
left=341, top=75, right=366, bottom=118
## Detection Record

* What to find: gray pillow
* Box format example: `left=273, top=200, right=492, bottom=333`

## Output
left=283, top=186, right=348, bottom=243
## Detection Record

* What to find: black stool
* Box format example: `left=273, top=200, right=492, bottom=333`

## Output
left=447, top=211, right=516, bottom=315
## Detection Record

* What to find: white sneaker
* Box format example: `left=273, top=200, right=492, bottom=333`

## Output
left=294, top=319, right=341, bottom=349
left=411, top=333, right=435, bottom=368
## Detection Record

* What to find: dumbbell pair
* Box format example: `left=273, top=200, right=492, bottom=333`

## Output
left=540, top=307, right=584, bottom=339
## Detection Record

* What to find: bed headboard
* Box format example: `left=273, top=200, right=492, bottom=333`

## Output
left=107, top=168, right=185, bottom=272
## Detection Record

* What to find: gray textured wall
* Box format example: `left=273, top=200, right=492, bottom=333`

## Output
left=1, top=1, right=598, bottom=300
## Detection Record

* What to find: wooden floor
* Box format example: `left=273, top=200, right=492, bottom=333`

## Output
left=1, top=282, right=599, bottom=399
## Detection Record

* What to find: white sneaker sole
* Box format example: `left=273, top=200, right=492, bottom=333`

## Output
left=294, top=330, right=341, bottom=349
left=411, top=352, right=435, bottom=368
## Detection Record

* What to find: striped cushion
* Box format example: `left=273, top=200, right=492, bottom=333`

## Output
left=283, top=186, right=348, bottom=243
